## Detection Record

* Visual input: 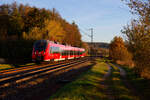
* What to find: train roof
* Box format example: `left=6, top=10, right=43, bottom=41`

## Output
left=48, top=40, right=85, bottom=51
left=34, top=40, right=85, bottom=51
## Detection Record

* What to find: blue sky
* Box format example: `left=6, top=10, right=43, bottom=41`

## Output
left=0, top=0, right=133, bottom=43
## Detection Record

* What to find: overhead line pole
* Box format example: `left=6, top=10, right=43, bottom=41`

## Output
left=89, top=28, right=93, bottom=59
left=90, top=28, right=93, bottom=43
left=79, top=28, right=94, bottom=59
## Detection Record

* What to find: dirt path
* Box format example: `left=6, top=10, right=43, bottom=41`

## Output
left=114, top=64, right=147, bottom=100
left=99, top=63, right=143, bottom=100
left=103, top=64, right=112, bottom=79
left=104, top=64, right=116, bottom=100
left=100, top=63, right=116, bottom=100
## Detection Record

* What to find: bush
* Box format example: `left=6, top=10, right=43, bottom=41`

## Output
left=0, top=40, right=34, bottom=61
left=109, top=36, right=133, bottom=66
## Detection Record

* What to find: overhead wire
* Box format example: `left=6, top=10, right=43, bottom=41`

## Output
left=79, top=28, right=91, bottom=37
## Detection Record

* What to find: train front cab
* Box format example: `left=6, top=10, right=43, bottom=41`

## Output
left=32, top=40, right=49, bottom=62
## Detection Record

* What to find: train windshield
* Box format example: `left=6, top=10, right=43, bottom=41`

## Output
left=34, top=40, right=48, bottom=51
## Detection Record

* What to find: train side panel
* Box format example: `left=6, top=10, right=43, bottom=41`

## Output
left=32, top=40, right=86, bottom=62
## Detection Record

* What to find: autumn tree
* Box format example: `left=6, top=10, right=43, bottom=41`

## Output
left=43, top=20, right=66, bottom=42
left=109, top=36, right=132, bottom=65
left=0, top=2, right=83, bottom=47
left=62, top=21, right=82, bottom=47
left=121, top=0, right=150, bottom=78
left=99, top=48, right=109, bottom=57
left=0, top=4, right=10, bottom=40
left=0, top=2, right=84, bottom=61
left=9, top=2, right=24, bottom=38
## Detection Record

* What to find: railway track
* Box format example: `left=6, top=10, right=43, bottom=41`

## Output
left=0, top=57, right=89, bottom=90
left=0, top=60, right=70, bottom=78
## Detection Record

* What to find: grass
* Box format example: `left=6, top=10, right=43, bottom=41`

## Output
left=48, top=59, right=141, bottom=100
left=0, top=64, right=15, bottom=71
left=105, top=63, right=139, bottom=100
left=0, top=63, right=35, bottom=71
left=49, top=59, right=109, bottom=100
left=17, top=63, right=35, bottom=67
left=122, top=66, right=150, bottom=100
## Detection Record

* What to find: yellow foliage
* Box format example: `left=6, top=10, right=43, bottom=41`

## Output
left=22, top=32, right=28, bottom=40
left=22, top=27, right=43, bottom=40
left=43, top=20, right=66, bottom=42
left=22, top=20, right=66, bottom=42
left=109, top=36, right=133, bottom=66
left=122, top=0, right=150, bottom=77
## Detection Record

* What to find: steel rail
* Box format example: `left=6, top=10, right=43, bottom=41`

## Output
left=0, top=60, right=70, bottom=78
left=0, top=58, right=89, bottom=89
left=0, top=60, right=70, bottom=75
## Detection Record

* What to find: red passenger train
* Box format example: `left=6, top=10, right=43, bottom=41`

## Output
left=32, top=40, right=86, bottom=62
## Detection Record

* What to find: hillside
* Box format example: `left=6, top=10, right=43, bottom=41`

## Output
left=86, top=42, right=109, bottom=49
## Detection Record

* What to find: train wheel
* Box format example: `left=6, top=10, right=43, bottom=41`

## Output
left=35, top=60, right=41, bottom=64
left=50, top=59, right=54, bottom=64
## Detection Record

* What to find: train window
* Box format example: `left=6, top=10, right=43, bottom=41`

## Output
left=71, top=51, right=73, bottom=55
left=62, top=50, right=64, bottom=55
left=62, top=50, right=66, bottom=56
left=49, top=47, right=51, bottom=54
left=64, top=50, right=66, bottom=55
left=70, top=51, right=71, bottom=55
left=34, top=40, right=47, bottom=51
left=74, top=51, right=76, bottom=55
left=64, top=50, right=69, bottom=56
left=68, top=50, right=70, bottom=55
left=50, top=46, right=60, bottom=54
left=67, top=50, right=69, bottom=56
left=69, top=50, right=72, bottom=55
left=50, top=47, right=52, bottom=53
left=59, top=48, right=62, bottom=55
left=65, top=50, right=68, bottom=55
